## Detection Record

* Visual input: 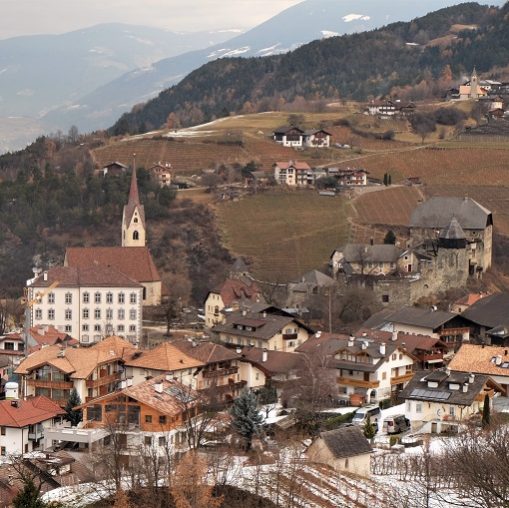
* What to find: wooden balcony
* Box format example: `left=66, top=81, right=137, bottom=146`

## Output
left=338, top=377, right=380, bottom=389
left=391, top=372, right=414, bottom=385
left=421, top=352, right=444, bottom=362
left=27, top=379, right=73, bottom=390
left=86, top=373, right=120, bottom=389
left=282, top=333, right=298, bottom=340
left=202, top=366, right=238, bottom=379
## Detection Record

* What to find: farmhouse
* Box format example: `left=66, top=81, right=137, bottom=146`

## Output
left=273, top=126, right=305, bottom=147
left=100, top=161, right=128, bottom=176
left=303, top=128, right=331, bottom=148
left=331, top=244, right=402, bottom=277
left=328, top=167, right=368, bottom=186
left=148, top=162, right=172, bottom=187
left=286, top=269, right=336, bottom=309
left=274, top=160, right=313, bottom=186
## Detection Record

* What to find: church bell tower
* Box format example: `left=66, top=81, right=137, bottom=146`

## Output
left=122, top=158, right=146, bottom=247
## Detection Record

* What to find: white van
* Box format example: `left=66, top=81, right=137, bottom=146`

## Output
left=382, top=414, right=411, bottom=434
left=352, top=405, right=381, bottom=429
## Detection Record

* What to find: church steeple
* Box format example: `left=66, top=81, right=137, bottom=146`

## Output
left=122, top=156, right=146, bottom=247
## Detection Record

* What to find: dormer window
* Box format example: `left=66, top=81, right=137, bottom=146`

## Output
left=449, top=383, right=460, bottom=391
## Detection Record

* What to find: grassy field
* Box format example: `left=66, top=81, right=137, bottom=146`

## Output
left=215, top=191, right=350, bottom=282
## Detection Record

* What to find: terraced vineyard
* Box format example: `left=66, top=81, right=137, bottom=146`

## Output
left=352, top=186, right=424, bottom=227
left=216, top=191, right=349, bottom=282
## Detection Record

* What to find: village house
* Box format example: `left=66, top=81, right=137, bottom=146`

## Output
left=47, top=375, right=200, bottom=457
left=100, top=161, right=128, bottom=176
left=330, top=244, right=402, bottom=277
left=15, top=336, right=135, bottom=406
left=357, top=328, right=451, bottom=369
left=272, top=126, right=331, bottom=148
left=25, top=266, right=143, bottom=345
left=212, top=307, right=313, bottom=352
left=65, top=167, right=162, bottom=306
left=273, top=160, right=313, bottom=186
left=400, top=369, right=503, bottom=433
left=459, top=291, right=509, bottom=341
left=0, top=333, right=25, bottom=370
left=148, top=162, right=172, bottom=187
left=123, top=342, right=204, bottom=388
left=286, top=269, right=336, bottom=309
left=273, top=126, right=305, bottom=147
left=448, top=343, right=509, bottom=395
left=307, top=426, right=373, bottom=478
left=328, top=167, right=369, bottom=186
left=378, top=306, right=470, bottom=349
left=298, top=334, right=416, bottom=405
left=0, top=383, right=65, bottom=455
left=451, top=291, right=490, bottom=314
left=237, top=346, right=304, bottom=394
left=409, top=196, right=493, bottom=272
left=24, top=325, right=78, bottom=353
left=171, top=339, right=245, bottom=402
left=204, top=261, right=264, bottom=328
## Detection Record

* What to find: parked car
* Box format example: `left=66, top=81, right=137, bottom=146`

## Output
left=382, top=414, right=411, bottom=434
left=352, top=405, right=381, bottom=430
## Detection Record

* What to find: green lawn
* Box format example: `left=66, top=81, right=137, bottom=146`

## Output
left=216, top=190, right=350, bottom=282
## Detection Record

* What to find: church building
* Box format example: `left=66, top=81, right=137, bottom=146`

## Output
left=65, top=167, right=162, bottom=306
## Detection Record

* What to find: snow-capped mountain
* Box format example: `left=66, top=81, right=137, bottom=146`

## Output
left=44, top=0, right=505, bottom=133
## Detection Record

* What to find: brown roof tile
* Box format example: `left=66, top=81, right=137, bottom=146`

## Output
left=449, top=344, right=509, bottom=377
left=171, top=339, right=240, bottom=364
left=124, top=342, right=205, bottom=371
left=211, top=278, right=263, bottom=307
left=65, top=247, right=160, bottom=283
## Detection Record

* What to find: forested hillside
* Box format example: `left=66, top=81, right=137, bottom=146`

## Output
left=111, top=2, right=508, bottom=135
left=0, top=137, right=230, bottom=302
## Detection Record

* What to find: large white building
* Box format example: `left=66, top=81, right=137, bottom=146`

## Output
left=25, top=266, right=143, bottom=344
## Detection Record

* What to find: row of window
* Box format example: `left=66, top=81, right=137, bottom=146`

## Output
left=47, top=292, right=139, bottom=305
left=34, top=308, right=138, bottom=321
left=82, top=324, right=136, bottom=333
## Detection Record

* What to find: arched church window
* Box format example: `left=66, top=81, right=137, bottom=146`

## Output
left=133, top=230, right=139, bottom=240
left=134, top=218, right=138, bottom=223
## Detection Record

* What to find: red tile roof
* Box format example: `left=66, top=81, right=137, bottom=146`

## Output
left=31, top=265, right=142, bottom=288
left=27, top=325, right=78, bottom=349
left=65, top=246, right=160, bottom=283
left=275, top=161, right=311, bottom=171
left=211, top=278, right=263, bottom=307
left=124, top=342, right=205, bottom=371
left=0, top=396, right=64, bottom=428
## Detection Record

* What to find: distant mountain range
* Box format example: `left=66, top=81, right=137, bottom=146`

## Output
left=109, top=2, right=509, bottom=135
left=0, top=24, right=236, bottom=152
left=43, top=0, right=504, bottom=133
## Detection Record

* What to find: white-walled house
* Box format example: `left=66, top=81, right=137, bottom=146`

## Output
left=26, top=266, right=143, bottom=344
left=399, top=369, right=503, bottom=433
left=0, top=392, right=64, bottom=455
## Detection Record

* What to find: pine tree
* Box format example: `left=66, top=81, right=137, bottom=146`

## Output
left=65, top=388, right=82, bottom=427
left=384, top=230, right=397, bottom=245
left=482, top=393, right=491, bottom=428
left=230, top=389, right=264, bottom=451
left=13, top=478, right=46, bottom=508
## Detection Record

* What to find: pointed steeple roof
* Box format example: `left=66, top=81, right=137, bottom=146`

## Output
left=439, top=217, right=466, bottom=240
left=123, top=166, right=145, bottom=230
left=128, top=165, right=140, bottom=204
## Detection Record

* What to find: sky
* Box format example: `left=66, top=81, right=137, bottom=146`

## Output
left=0, top=0, right=303, bottom=39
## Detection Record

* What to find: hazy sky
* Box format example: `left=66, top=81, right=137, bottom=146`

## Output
left=0, top=0, right=303, bottom=39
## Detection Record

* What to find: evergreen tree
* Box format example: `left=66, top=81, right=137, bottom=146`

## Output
left=383, top=173, right=388, bottom=186
left=65, top=388, right=83, bottom=427
left=230, top=389, right=264, bottom=450
left=13, top=479, right=46, bottom=508
left=363, top=418, right=376, bottom=440
left=482, top=393, right=491, bottom=428
left=384, top=230, right=397, bottom=245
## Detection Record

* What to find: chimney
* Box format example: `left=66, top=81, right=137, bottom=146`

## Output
left=119, top=380, right=127, bottom=389
left=495, top=355, right=503, bottom=366
left=361, top=341, right=368, bottom=350
left=462, top=383, right=468, bottom=393
left=348, top=336, right=355, bottom=347
left=43, top=271, right=48, bottom=282
left=241, top=309, right=247, bottom=316
left=154, top=381, right=163, bottom=393
left=262, top=349, right=268, bottom=363
left=58, top=347, right=65, bottom=358
left=445, top=367, right=451, bottom=376
left=315, top=331, right=322, bottom=338
left=236, top=347, right=242, bottom=354
left=379, top=343, right=386, bottom=355
left=262, top=311, right=267, bottom=318
left=391, top=329, right=398, bottom=342
left=468, top=373, right=475, bottom=384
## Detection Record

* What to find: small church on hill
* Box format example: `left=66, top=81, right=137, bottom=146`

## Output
left=65, top=167, right=162, bottom=306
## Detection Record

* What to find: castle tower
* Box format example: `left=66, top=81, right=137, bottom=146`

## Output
left=470, top=67, right=479, bottom=99
left=122, top=165, right=146, bottom=247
